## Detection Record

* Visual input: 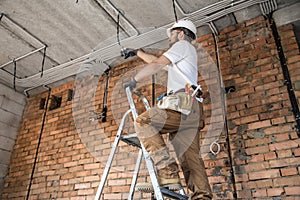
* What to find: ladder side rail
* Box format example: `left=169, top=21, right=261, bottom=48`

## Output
left=128, top=149, right=143, bottom=200
left=137, top=90, right=188, bottom=198
left=126, top=88, right=164, bottom=200
left=128, top=89, right=152, bottom=199
left=94, top=109, right=132, bottom=200
left=142, top=146, right=164, bottom=200
left=133, top=90, right=151, bottom=110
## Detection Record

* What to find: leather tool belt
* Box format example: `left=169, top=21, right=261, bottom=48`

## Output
left=157, top=92, right=193, bottom=115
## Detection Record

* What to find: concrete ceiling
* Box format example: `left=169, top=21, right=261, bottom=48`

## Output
left=0, top=0, right=299, bottom=95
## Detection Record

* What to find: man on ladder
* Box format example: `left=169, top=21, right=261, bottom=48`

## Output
left=123, top=19, right=213, bottom=200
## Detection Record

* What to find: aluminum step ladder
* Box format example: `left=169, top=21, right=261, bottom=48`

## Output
left=94, top=87, right=188, bottom=200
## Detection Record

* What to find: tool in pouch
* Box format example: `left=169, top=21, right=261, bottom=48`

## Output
left=157, top=83, right=202, bottom=115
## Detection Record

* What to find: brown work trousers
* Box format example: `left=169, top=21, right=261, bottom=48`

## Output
left=134, top=101, right=212, bottom=200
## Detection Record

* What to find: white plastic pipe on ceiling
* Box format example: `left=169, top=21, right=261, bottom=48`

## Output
left=0, top=0, right=271, bottom=92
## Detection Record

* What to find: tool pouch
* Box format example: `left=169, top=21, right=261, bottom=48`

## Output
left=157, top=92, right=193, bottom=115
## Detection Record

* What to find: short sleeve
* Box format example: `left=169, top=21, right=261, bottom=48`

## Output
left=163, top=41, right=187, bottom=64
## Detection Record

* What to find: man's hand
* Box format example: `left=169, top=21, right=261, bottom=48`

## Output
left=123, top=77, right=137, bottom=89
left=121, top=48, right=138, bottom=59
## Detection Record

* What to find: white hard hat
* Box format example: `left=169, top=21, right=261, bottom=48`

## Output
left=166, top=19, right=197, bottom=39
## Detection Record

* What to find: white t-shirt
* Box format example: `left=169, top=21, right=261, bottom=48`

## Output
left=163, top=40, right=198, bottom=93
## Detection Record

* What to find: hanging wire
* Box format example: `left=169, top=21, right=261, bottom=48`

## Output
left=40, top=46, right=47, bottom=77
left=0, top=13, right=4, bottom=21
left=13, top=59, right=17, bottom=91
left=76, top=0, right=79, bottom=3
left=26, top=86, right=51, bottom=200
left=172, top=0, right=178, bottom=22
left=116, top=12, right=121, bottom=46
left=210, top=23, right=238, bottom=199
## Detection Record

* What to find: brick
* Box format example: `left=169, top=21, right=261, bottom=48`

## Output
left=83, top=163, right=100, bottom=170
left=279, top=30, right=296, bottom=40
left=287, top=55, right=300, bottom=64
left=246, top=179, right=273, bottom=189
left=69, top=165, right=84, bottom=173
left=248, top=120, right=271, bottom=130
left=111, top=185, right=130, bottom=193
left=77, top=188, right=94, bottom=195
left=254, top=57, right=273, bottom=67
left=237, top=189, right=252, bottom=199
left=264, top=124, right=293, bottom=135
left=245, top=162, right=270, bottom=172
left=83, top=176, right=99, bottom=182
left=237, top=115, right=259, bottom=125
left=269, top=157, right=300, bottom=168
left=64, top=161, right=78, bottom=168
left=264, top=151, right=276, bottom=160
left=267, top=187, right=284, bottom=196
left=103, top=193, right=122, bottom=199
left=277, top=149, right=292, bottom=158
left=249, top=169, right=280, bottom=180
left=41, top=170, right=56, bottom=176
left=249, top=154, right=264, bottom=162
left=269, top=140, right=298, bottom=151
left=290, top=131, right=299, bottom=139
left=274, top=176, right=300, bottom=187
left=294, top=148, right=300, bottom=156
left=252, top=188, right=267, bottom=198
left=58, top=157, right=72, bottom=164
left=227, top=111, right=240, bottom=119
left=108, top=179, right=126, bottom=186
left=74, top=183, right=90, bottom=190
left=284, top=186, right=300, bottom=195
left=255, top=81, right=282, bottom=93
left=271, top=117, right=286, bottom=125
left=245, top=145, right=270, bottom=155
left=278, top=24, right=293, bottom=32
left=281, top=168, right=298, bottom=176
left=208, top=176, right=226, bottom=183
left=274, top=133, right=290, bottom=142
left=245, top=136, right=269, bottom=147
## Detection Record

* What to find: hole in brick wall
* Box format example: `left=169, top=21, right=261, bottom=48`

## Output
left=39, top=98, right=46, bottom=110
left=67, top=89, right=74, bottom=101
left=49, top=95, right=62, bottom=110
left=225, top=85, right=236, bottom=93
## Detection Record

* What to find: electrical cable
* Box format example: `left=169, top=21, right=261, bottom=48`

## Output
left=172, top=0, right=178, bottom=22
left=267, top=13, right=300, bottom=136
left=26, top=86, right=51, bottom=200
left=40, top=46, right=47, bottom=77
left=152, top=75, right=155, bottom=106
left=211, top=28, right=238, bottom=199
left=102, top=66, right=111, bottom=122
left=117, top=12, right=121, bottom=46
left=13, top=59, right=17, bottom=91
left=18, top=0, right=270, bottom=91
left=0, top=13, right=4, bottom=21
left=115, top=7, right=126, bottom=48
left=260, top=1, right=299, bottom=136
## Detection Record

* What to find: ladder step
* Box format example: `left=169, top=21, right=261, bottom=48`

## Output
left=157, top=187, right=188, bottom=200
left=120, top=133, right=141, bottom=148
left=136, top=183, right=188, bottom=199
left=136, top=183, right=182, bottom=193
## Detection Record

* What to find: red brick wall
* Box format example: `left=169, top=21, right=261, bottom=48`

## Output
left=2, top=16, right=300, bottom=199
